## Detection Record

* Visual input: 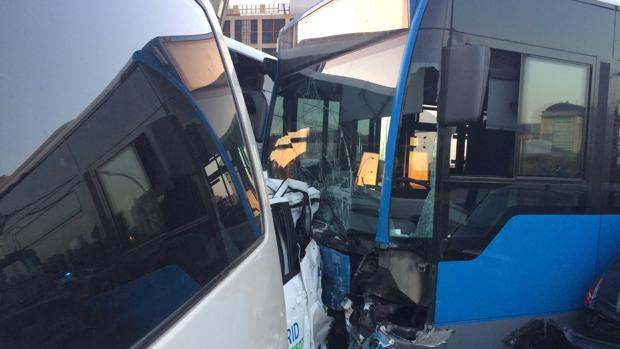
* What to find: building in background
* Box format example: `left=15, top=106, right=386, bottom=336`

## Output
left=223, top=0, right=316, bottom=55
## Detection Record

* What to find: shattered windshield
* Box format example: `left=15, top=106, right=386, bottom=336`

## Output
left=265, top=32, right=407, bottom=238
left=387, top=28, right=442, bottom=242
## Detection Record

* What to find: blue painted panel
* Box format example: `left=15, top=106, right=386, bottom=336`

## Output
left=436, top=215, right=606, bottom=325
left=320, top=246, right=351, bottom=310
left=598, top=215, right=620, bottom=275
left=88, top=264, right=200, bottom=336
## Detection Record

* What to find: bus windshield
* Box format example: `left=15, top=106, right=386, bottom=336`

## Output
left=265, top=31, right=407, bottom=239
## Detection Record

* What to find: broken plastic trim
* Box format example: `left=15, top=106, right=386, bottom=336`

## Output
left=342, top=254, right=451, bottom=349
left=344, top=297, right=452, bottom=349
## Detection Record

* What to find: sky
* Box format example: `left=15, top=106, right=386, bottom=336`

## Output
left=0, top=0, right=212, bottom=176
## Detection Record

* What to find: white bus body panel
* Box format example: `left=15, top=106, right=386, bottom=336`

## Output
left=150, top=232, right=287, bottom=348
left=151, top=2, right=288, bottom=348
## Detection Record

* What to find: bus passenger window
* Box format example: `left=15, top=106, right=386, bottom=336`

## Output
left=98, top=146, right=163, bottom=243
left=449, top=51, right=589, bottom=179
left=442, top=54, right=590, bottom=259
left=450, top=49, right=520, bottom=177
left=517, top=57, right=589, bottom=177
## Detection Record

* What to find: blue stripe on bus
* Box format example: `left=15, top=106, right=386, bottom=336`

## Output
left=435, top=215, right=620, bottom=325
left=375, top=0, right=429, bottom=246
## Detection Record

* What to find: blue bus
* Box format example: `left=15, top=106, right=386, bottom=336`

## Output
left=261, top=0, right=620, bottom=347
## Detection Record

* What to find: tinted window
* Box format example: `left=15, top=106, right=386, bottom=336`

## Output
left=98, top=146, right=162, bottom=239
left=437, top=53, right=590, bottom=259
left=518, top=57, right=589, bottom=177
left=449, top=49, right=520, bottom=177
left=0, top=2, right=261, bottom=347
left=449, top=54, right=589, bottom=179
left=402, top=31, right=592, bottom=259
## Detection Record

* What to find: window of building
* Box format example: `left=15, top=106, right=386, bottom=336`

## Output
left=517, top=56, right=589, bottom=177
left=235, top=19, right=257, bottom=44
left=234, top=20, right=242, bottom=41
left=262, top=18, right=286, bottom=44
left=223, top=20, right=230, bottom=37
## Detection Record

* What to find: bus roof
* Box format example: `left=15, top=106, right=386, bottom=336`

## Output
left=277, top=0, right=410, bottom=75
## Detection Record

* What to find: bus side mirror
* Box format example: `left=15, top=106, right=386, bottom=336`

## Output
left=438, top=45, right=490, bottom=126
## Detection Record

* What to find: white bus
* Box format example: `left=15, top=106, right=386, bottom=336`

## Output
left=226, top=37, right=333, bottom=349
left=0, top=1, right=287, bottom=348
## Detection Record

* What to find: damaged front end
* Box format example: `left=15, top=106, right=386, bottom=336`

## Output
left=265, top=174, right=452, bottom=349
left=307, top=184, right=451, bottom=348
left=266, top=176, right=333, bottom=349
left=308, top=191, right=450, bottom=348
left=341, top=253, right=451, bottom=349
left=261, top=0, right=450, bottom=344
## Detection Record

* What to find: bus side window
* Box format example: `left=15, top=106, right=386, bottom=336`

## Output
left=449, top=50, right=589, bottom=179
left=0, top=39, right=265, bottom=349
left=517, top=56, right=589, bottom=178
left=450, top=49, right=520, bottom=177
left=443, top=52, right=591, bottom=259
